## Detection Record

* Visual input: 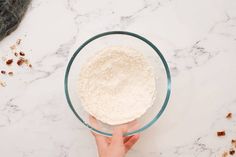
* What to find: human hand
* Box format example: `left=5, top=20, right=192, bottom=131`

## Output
left=90, top=117, right=140, bottom=157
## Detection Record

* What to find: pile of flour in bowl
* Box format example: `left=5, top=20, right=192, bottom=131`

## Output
left=78, top=47, right=156, bottom=125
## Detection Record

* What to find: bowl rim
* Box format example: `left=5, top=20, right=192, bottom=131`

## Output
left=64, top=31, right=171, bottom=136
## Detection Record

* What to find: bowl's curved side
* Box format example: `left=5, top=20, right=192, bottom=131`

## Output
left=64, top=31, right=171, bottom=137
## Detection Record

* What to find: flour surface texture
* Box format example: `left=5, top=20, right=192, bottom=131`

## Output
left=78, top=47, right=156, bottom=125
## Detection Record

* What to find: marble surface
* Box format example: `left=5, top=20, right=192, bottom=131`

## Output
left=0, top=0, right=236, bottom=156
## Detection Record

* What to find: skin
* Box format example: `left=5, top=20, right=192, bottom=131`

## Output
left=90, top=116, right=140, bottom=157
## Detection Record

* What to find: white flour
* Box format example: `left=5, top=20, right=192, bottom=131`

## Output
left=78, top=47, right=156, bottom=125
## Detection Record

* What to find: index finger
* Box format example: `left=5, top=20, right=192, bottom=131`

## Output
left=124, top=134, right=140, bottom=153
left=111, top=125, right=127, bottom=145
left=89, top=116, right=108, bottom=149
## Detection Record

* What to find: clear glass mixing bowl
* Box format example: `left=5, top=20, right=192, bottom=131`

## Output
left=64, top=31, right=171, bottom=136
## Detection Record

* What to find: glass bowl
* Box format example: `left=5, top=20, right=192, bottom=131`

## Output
left=64, top=31, right=171, bottom=136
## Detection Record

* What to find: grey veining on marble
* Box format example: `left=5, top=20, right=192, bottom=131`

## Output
left=0, top=0, right=236, bottom=157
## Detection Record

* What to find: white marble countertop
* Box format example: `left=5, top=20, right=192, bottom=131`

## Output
left=1, top=0, right=236, bottom=156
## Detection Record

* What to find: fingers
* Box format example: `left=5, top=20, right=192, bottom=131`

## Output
left=126, top=120, right=139, bottom=132
left=111, top=125, right=127, bottom=145
left=106, top=137, right=111, bottom=144
left=89, top=115, right=100, bottom=129
left=124, top=136, right=132, bottom=143
left=92, top=131, right=108, bottom=146
left=124, top=134, right=140, bottom=153
left=89, top=116, right=108, bottom=150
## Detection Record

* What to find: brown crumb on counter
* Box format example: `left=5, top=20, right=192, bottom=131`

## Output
left=8, top=72, right=13, bottom=76
left=24, top=59, right=29, bottom=65
left=0, top=81, right=6, bottom=87
left=19, top=51, right=25, bottom=56
left=10, top=45, right=16, bottom=50
left=17, top=58, right=24, bottom=66
left=6, top=59, right=13, bottom=65
left=217, top=131, right=226, bottom=137
left=229, top=149, right=235, bottom=155
left=226, top=113, right=232, bottom=119
left=16, top=39, right=22, bottom=45
left=1, top=70, right=6, bottom=74
left=16, top=57, right=31, bottom=67
left=223, top=152, right=228, bottom=157
left=14, top=52, right=18, bottom=57
left=232, top=139, right=236, bottom=148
